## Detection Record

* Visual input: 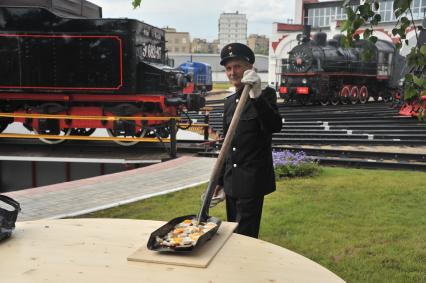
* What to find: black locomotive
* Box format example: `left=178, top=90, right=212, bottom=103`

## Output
left=279, top=26, right=405, bottom=105
left=0, top=2, right=204, bottom=145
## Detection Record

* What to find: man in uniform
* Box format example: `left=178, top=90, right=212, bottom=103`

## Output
left=210, top=43, right=282, bottom=238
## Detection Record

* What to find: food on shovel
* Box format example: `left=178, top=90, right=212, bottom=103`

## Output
left=155, top=219, right=217, bottom=248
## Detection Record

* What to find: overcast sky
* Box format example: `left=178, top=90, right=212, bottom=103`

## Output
left=92, top=0, right=295, bottom=41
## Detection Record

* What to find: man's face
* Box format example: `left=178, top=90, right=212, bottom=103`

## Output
left=224, top=59, right=252, bottom=89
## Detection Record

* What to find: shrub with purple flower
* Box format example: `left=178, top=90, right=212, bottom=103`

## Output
left=273, top=150, right=320, bottom=179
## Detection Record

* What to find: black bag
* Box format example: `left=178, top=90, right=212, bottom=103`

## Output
left=0, top=195, right=21, bottom=241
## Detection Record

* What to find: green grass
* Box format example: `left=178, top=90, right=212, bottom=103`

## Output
left=212, top=82, right=232, bottom=90
left=83, top=167, right=426, bottom=282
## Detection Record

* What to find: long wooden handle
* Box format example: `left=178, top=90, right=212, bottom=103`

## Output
left=197, top=84, right=251, bottom=222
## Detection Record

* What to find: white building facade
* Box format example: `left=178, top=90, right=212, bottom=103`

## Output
left=218, top=11, right=247, bottom=50
left=268, top=0, right=426, bottom=86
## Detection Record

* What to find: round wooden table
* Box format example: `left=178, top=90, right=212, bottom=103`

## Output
left=0, top=219, right=345, bottom=283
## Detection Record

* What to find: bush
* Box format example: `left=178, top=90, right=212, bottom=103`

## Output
left=273, top=150, right=321, bottom=179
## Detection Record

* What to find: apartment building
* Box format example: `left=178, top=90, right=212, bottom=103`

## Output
left=218, top=11, right=247, bottom=49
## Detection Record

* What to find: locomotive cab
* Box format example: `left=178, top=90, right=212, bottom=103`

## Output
left=375, top=40, right=396, bottom=79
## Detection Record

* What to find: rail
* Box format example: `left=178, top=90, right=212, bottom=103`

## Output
left=0, top=112, right=183, bottom=121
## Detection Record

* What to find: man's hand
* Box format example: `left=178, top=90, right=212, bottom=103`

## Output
left=201, top=185, right=225, bottom=208
left=241, top=69, right=262, bottom=99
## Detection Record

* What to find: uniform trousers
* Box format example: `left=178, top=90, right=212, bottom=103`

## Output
left=225, top=195, right=264, bottom=238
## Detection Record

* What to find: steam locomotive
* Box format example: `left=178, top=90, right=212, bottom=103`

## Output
left=0, top=3, right=205, bottom=145
left=279, top=27, right=405, bottom=105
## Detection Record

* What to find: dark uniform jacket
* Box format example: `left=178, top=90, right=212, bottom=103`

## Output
left=218, top=86, right=282, bottom=198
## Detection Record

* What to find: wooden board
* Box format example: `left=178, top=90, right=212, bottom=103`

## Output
left=127, top=221, right=238, bottom=268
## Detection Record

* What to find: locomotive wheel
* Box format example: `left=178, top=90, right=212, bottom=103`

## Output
left=298, top=95, right=311, bottom=106
left=340, top=86, right=350, bottom=105
left=33, top=128, right=72, bottom=145
left=359, top=86, right=369, bottom=104
left=330, top=91, right=340, bottom=105
left=319, top=97, right=329, bottom=106
left=349, top=86, right=359, bottom=104
left=70, top=128, right=96, bottom=136
left=382, top=93, right=392, bottom=102
left=282, top=98, right=292, bottom=105
left=106, top=128, right=147, bottom=146
left=282, top=94, right=292, bottom=105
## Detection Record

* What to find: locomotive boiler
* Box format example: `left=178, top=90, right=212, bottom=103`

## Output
left=0, top=3, right=205, bottom=145
left=279, top=28, right=405, bottom=106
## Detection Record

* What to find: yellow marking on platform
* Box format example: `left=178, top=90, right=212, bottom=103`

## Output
left=0, top=133, right=171, bottom=142
left=0, top=113, right=182, bottom=121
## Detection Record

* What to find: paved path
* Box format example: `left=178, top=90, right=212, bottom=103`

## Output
left=4, top=156, right=215, bottom=221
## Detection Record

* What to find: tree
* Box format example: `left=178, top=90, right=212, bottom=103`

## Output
left=341, top=0, right=425, bottom=101
left=132, top=0, right=143, bottom=9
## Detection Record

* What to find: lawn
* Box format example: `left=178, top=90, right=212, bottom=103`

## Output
left=83, top=167, right=426, bottom=283
left=212, top=82, right=232, bottom=90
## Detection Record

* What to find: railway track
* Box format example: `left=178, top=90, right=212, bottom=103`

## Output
left=193, top=100, right=426, bottom=171
left=204, top=102, right=426, bottom=145
left=198, top=146, right=426, bottom=171
left=2, top=100, right=425, bottom=171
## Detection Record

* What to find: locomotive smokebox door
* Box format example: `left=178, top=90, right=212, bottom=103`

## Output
left=113, top=120, right=136, bottom=136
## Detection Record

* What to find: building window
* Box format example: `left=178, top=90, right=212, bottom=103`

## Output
left=379, top=0, right=393, bottom=22
left=320, top=8, right=326, bottom=26
left=336, top=7, right=345, bottom=21
left=306, top=0, right=426, bottom=27
left=325, top=7, right=331, bottom=26
left=413, top=0, right=421, bottom=18
left=307, top=4, right=356, bottom=27
left=308, top=14, right=313, bottom=25
left=412, top=0, right=426, bottom=19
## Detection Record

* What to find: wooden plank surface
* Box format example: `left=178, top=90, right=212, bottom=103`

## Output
left=127, top=222, right=238, bottom=268
left=1, top=219, right=346, bottom=282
